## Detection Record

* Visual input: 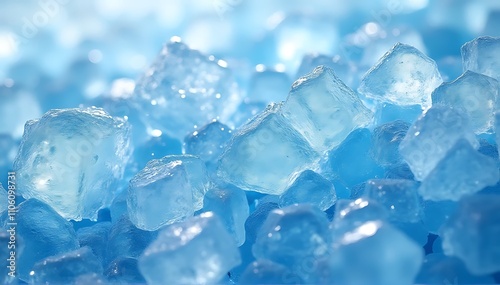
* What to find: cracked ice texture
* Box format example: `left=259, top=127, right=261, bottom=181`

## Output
left=282, top=66, right=372, bottom=152
left=133, top=38, right=240, bottom=139
left=462, top=36, right=500, bottom=81
left=358, top=43, right=442, bottom=109
left=14, top=107, right=131, bottom=221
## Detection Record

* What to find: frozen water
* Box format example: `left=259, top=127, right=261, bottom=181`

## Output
left=364, top=179, right=421, bottom=223
left=248, top=69, right=291, bottom=103
left=441, top=194, right=500, bottom=274
left=138, top=212, right=241, bottom=285
left=462, top=36, right=500, bottom=80
left=419, top=139, right=499, bottom=201
left=296, top=54, right=357, bottom=88
left=218, top=103, right=318, bottom=195
left=77, top=222, right=112, bottom=266
left=371, top=120, right=410, bottom=167
left=30, top=247, right=103, bottom=285
left=184, top=121, right=233, bottom=167
left=432, top=70, right=499, bottom=133
left=332, top=198, right=389, bottom=234
left=14, top=107, right=131, bottom=221
left=374, top=103, right=422, bottom=125
left=331, top=221, right=424, bottom=285
left=130, top=132, right=182, bottom=171
left=422, top=200, right=458, bottom=234
left=105, top=257, right=146, bottom=284
left=279, top=170, right=337, bottom=211
left=239, top=260, right=304, bottom=285
left=229, top=101, right=267, bottom=129
left=109, top=189, right=128, bottom=223
left=133, top=39, right=240, bottom=139
left=4, top=199, right=79, bottom=281
left=127, top=155, right=209, bottom=230
left=202, top=184, right=249, bottom=246
left=282, top=66, right=372, bottom=152
left=399, top=105, right=478, bottom=181
left=358, top=43, right=442, bottom=108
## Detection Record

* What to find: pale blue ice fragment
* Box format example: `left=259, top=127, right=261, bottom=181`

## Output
left=282, top=66, right=373, bottom=152
left=106, top=215, right=157, bottom=265
left=105, top=257, right=146, bottom=284
left=321, top=128, right=384, bottom=188
left=127, top=155, right=209, bottom=230
left=239, top=260, right=304, bottom=285
left=252, top=204, right=331, bottom=283
left=77, top=222, right=112, bottom=266
left=218, top=103, right=318, bottom=195
left=133, top=39, right=240, bottom=139
left=30, top=247, right=103, bottom=285
left=422, top=200, right=458, bottom=234
left=2, top=199, right=79, bottom=281
left=248, top=69, right=291, bottom=103
left=399, top=105, right=478, bottom=181
left=415, top=253, right=496, bottom=285
left=358, top=43, right=442, bottom=108
left=462, top=36, right=500, bottom=80
left=184, top=121, right=233, bottom=167
left=296, top=54, right=357, bottom=88
left=419, top=139, right=499, bottom=201
left=332, top=198, right=389, bottom=235
left=14, top=107, right=131, bottom=221
left=364, top=179, right=421, bottom=223
left=441, top=195, right=500, bottom=274
left=432, top=70, right=499, bottom=133
left=331, top=221, right=424, bottom=285
left=0, top=184, right=7, bottom=214
left=374, top=103, right=422, bottom=125
left=279, top=170, right=337, bottom=211
left=138, top=212, right=241, bottom=285
left=109, top=189, right=128, bottom=223
left=202, top=184, right=249, bottom=246
left=371, top=120, right=410, bottom=167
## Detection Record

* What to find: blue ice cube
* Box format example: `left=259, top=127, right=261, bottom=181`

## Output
left=239, top=260, right=304, bottom=285
left=419, top=139, right=499, bottom=201
left=441, top=194, right=500, bottom=274
left=332, top=198, right=389, bottom=235
left=399, top=105, right=478, bottom=181
left=252, top=204, right=331, bottom=283
left=105, top=257, right=146, bottom=284
left=2, top=199, right=79, bottom=281
left=248, top=68, right=291, bottom=103
left=218, top=103, right=318, bottom=195
left=321, top=128, right=384, bottom=188
left=432, top=70, right=499, bottom=133
left=130, top=132, right=182, bottom=172
left=371, top=120, right=410, bottom=167
left=77, top=222, right=112, bottom=266
left=364, top=179, right=421, bottom=223
left=133, top=39, right=240, bottom=139
left=282, top=66, right=372, bottom=152
left=422, top=200, right=458, bottom=234
left=331, top=221, right=424, bottom=285
left=109, top=189, right=128, bottom=223
left=462, top=36, right=500, bottom=80
left=29, top=247, right=103, bottom=285
left=14, top=107, right=131, bottom=221
left=374, top=103, right=422, bottom=125
left=127, top=155, right=209, bottom=230
left=358, top=43, right=442, bottom=108
left=184, top=121, right=233, bottom=168
left=138, top=212, right=241, bottom=285
left=202, top=183, right=249, bottom=246
left=279, top=170, right=337, bottom=211
left=296, top=54, right=357, bottom=88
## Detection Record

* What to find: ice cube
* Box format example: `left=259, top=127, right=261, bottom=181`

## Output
left=371, top=120, right=410, bottom=167
left=399, top=105, right=478, bottom=181
left=239, top=260, right=304, bottom=285
left=184, top=121, right=233, bottom=167
left=138, top=212, right=241, bottom=285
left=462, top=36, right=500, bottom=80
left=30, top=247, right=103, bottom=285
left=419, top=139, right=499, bottom=201
left=105, top=257, right=146, bottom=284
left=279, top=170, right=337, bottom=211
left=374, top=103, right=422, bottom=125
left=127, top=155, right=209, bottom=230
left=77, top=222, right=112, bottom=266
left=282, top=66, right=372, bottom=152
left=421, top=200, right=458, bottom=234
left=133, top=39, right=240, bottom=139
left=14, top=107, right=131, bottom=221
left=432, top=70, right=499, bottom=133
left=296, top=54, right=357, bottom=88
left=358, top=43, right=442, bottom=108
left=218, top=103, right=318, bottom=195
left=332, top=198, right=389, bottom=234
left=441, top=194, right=500, bottom=274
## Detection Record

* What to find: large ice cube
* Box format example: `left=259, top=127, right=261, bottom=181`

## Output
left=14, top=107, right=131, bottom=221
left=218, top=103, right=318, bottom=195
left=432, top=70, right=499, bottom=133
left=419, top=139, right=499, bottom=201
left=133, top=38, right=240, bottom=139
left=282, top=66, right=372, bottom=152
left=127, top=155, right=210, bottom=231
left=462, top=36, right=500, bottom=80
left=371, top=120, right=410, bottom=167
left=399, top=106, right=478, bottom=181
left=441, top=195, right=500, bottom=274
left=138, top=212, right=241, bottom=285
left=358, top=43, right=442, bottom=108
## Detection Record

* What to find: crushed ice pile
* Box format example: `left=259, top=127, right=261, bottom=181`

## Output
left=1, top=0, right=500, bottom=284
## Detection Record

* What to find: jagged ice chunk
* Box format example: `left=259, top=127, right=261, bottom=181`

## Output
left=462, top=36, right=500, bottom=80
